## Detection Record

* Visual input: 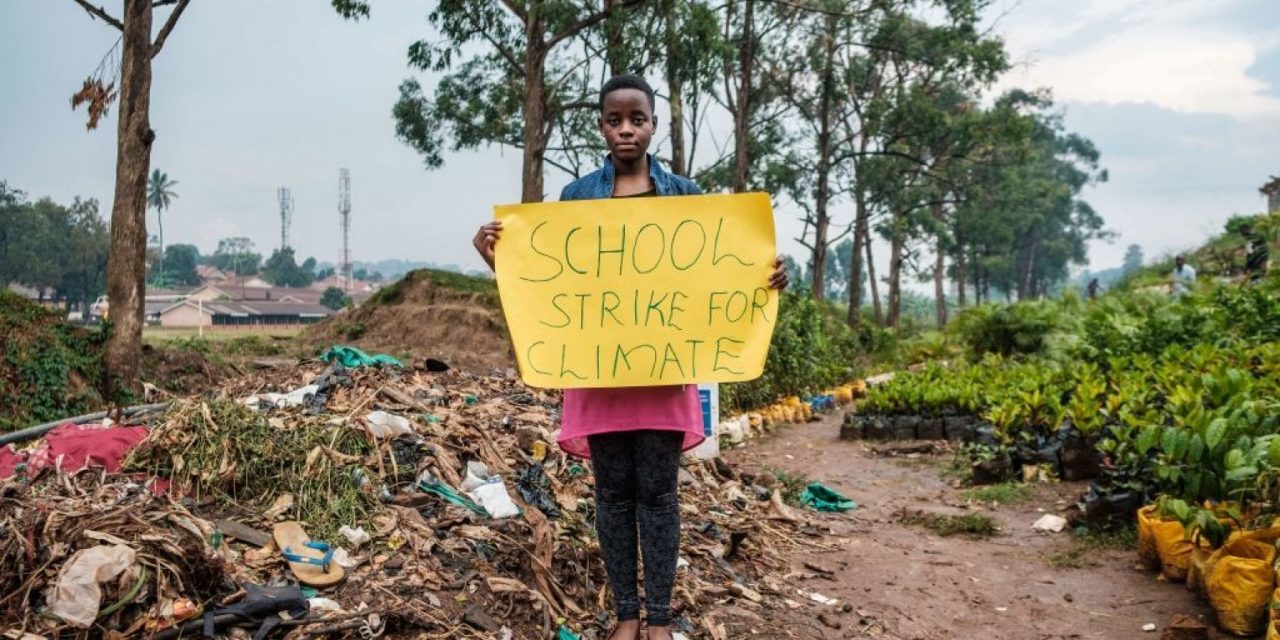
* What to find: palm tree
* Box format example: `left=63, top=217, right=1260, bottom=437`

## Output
left=146, top=169, right=178, bottom=283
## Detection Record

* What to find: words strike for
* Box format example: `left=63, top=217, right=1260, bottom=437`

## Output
left=537, top=287, right=773, bottom=330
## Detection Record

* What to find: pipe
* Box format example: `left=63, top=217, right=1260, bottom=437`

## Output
left=0, top=402, right=171, bottom=447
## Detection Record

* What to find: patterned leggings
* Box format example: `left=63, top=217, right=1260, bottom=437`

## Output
left=588, top=430, right=683, bottom=626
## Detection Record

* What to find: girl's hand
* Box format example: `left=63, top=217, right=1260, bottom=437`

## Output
left=769, top=256, right=788, bottom=290
left=473, top=221, right=503, bottom=271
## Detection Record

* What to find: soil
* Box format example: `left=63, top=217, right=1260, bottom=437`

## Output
left=719, top=413, right=1228, bottom=640
left=300, top=270, right=514, bottom=373
left=139, top=343, right=226, bottom=395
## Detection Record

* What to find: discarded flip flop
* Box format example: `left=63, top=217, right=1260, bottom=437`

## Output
left=272, top=521, right=345, bottom=587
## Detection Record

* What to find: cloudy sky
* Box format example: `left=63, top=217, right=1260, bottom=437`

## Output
left=2, top=0, right=1278, bottom=276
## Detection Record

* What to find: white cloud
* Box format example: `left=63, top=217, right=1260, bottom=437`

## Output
left=992, top=0, right=1280, bottom=120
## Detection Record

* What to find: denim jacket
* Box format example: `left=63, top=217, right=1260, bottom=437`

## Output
left=559, top=154, right=701, bottom=201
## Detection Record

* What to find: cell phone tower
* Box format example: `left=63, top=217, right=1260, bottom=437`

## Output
left=277, top=187, right=293, bottom=250
left=338, top=168, right=352, bottom=291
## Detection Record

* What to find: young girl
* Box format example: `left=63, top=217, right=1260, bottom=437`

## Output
left=474, top=74, right=788, bottom=640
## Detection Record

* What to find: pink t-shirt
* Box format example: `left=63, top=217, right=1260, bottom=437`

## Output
left=557, top=385, right=704, bottom=459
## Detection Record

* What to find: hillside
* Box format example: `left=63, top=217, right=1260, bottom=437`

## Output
left=300, top=269, right=515, bottom=372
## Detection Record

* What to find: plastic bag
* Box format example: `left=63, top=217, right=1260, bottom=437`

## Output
left=1186, top=547, right=1212, bottom=598
left=418, top=476, right=489, bottom=517
left=460, top=461, right=494, bottom=492
left=1152, top=516, right=1194, bottom=582
left=364, top=411, right=414, bottom=439
left=1205, top=537, right=1276, bottom=636
left=799, top=483, right=856, bottom=512
left=47, top=544, right=137, bottom=627
left=1136, top=506, right=1162, bottom=571
left=319, top=345, right=402, bottom=368
left=515, top=465, right=560, bottom=518
left=470, top=482, right=521, bottom=519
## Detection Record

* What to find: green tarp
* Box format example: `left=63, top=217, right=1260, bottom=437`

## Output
left=800, top=482, right=857, bottom=512
left=319, top=345, right=403, bottom=368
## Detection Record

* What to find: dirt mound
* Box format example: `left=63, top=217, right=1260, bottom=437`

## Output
left=300, top=269, right=514, bottom=372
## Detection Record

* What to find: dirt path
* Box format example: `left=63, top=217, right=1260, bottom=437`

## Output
left=719, top=414, right=1225, bottom=640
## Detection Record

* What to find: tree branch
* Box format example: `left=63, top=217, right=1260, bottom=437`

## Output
left=546, top=0, right=645, bottom=52
left=151, top=0, right=192, bottom=59
left=498, top=0, right=527, bottom=23
left=70, top=0, right=124, bottom=30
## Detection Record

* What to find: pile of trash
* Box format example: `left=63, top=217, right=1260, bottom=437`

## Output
left=1, top=350, right=840, bottom=638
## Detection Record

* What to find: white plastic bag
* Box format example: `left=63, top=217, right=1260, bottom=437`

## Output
left=339, top=525, right=371, bottom=547
left=459, top=461, right=493, bottom=492
left=364, top=411, right=413, bottom=439
left=470, top=482, right=520, bottom=519
left=47, top=544, right=137, bottom=627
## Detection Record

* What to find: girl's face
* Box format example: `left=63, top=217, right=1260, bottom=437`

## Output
left=599, top=88, right=656, bottom=163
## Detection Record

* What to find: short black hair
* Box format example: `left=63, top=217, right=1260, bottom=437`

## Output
left=599, top=74, right=656, bottom=112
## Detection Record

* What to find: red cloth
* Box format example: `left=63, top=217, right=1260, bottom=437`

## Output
left=0, top=423, right=151, bottom=478
left=0, top=445, right=23, bottom=478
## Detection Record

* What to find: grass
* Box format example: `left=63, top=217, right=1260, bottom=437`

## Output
left=144, top=328, right=302, bottom=359
left=1046, top=525, right=1138, bottom=569
left=769, top=468, right=813, bottom=507
left=962, top=482, right=1034, bottom=505
left=365, top=268, right=498, bottom=308
left=125, top=399, right=377, bottom=540
left=897, top=510, right=999, bottom=538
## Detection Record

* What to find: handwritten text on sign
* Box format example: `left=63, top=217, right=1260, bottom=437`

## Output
left=494, top=192, right=779, bottom=389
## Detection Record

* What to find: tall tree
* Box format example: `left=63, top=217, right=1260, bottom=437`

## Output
left=335, top=0, right=645, bottom=202
left=146, top=168, right=178, bottom=280
left=212, top=237, right=261, bottom=276
left=163, top=244, right=201, bottom=286
left=263, top=247, right=315, bottom=288
left=1122, top=244, right=1144, bottom=274
left=67, top=0, right=193, bottom=392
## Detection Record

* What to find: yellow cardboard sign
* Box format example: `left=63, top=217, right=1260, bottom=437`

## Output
left=494, top=192, right=779, bottom=389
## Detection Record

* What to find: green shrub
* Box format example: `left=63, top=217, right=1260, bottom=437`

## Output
left=953, top=301, right=1060, bottom=358
left=721, top=293, right=886, bottom=413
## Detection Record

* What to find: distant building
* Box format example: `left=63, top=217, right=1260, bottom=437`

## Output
left=1263, top=175, right=1280, bottom=213
left=156, top=299, right=333, bottom=328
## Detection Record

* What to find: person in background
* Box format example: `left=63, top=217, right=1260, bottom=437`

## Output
left=1240, top=223, right=1270, bottom=282
left=474, top=74, right=788, bottom=640
left=1170, top=254, right=1196, bottom=298
left=1087, top=278, right=1100, bottom=300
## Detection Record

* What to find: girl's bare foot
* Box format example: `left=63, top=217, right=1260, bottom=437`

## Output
left=645, top=625, right=674, bottom=640
left=609, top=620, right=642, bottom=640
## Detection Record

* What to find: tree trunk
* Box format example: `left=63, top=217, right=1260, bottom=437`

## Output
left=809, top=13, right=837, bottom=301
left=731, top=0, right=754, bottom=193
left=521, top=17, right=548, bottom=203
left=934, top=235, right=946, bottom=327
left=931, top=201, right=946, bottom=327
left=955, top=247, right=967, bottom=307
left=887, top=210, right=903, bottom=329
left=605, top=0, right=626, bottom=76
left=157, top=207, right=164, bottom=281
left=865, top=223, right=882, bottom=324
left=848, top=203, right=866, bottom=326
left=664, top=0, right=686, bottom=176
left=847, top=136, right=871, bottom=326
left=1017, top=240, right=1037, bottom=301
left=104, top=0, right=154, bottom=394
